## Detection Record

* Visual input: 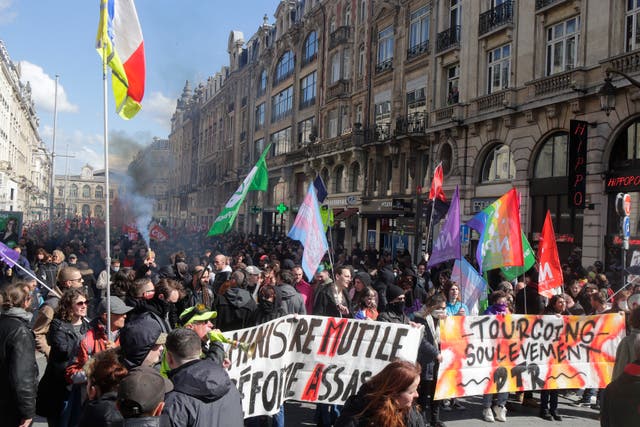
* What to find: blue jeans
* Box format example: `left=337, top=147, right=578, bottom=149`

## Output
left=483, top=392, right=508, bottom=408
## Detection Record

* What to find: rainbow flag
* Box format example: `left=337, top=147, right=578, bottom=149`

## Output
left=96, top=0, right=145, bottom=119
left=467, top=188, right=524, bottom=273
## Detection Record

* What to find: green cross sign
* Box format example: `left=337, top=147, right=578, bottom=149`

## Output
left=277, top=203, right=288, bottom=215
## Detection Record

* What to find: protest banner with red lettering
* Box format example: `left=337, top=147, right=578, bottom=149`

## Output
left=435, top=313, right=625, bottom=400
left=225, top=315, right=422, bottom=417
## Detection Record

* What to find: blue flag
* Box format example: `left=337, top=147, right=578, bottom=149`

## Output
left=428, top=186, right=461, bottom=268
left=452, top=257, right=487, bottom=315
left=288, top=184, right=329, bottom=280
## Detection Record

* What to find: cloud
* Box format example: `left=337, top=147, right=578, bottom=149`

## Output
left=18, top=61, right=78, bottom=113
left=142, top=91, right=175, bottom=130
left=0, top=0, right=17, bottom=25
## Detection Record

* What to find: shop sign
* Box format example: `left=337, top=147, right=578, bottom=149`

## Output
left=606, top=173, right=640, bottom=192
left=325, top=195, right=360, bottom=207
left=471, top=198, right=496, bottom=214
left=568, top=120, right=588, bottom=209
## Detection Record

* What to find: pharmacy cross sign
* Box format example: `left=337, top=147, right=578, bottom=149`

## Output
left=277, top=203, right=288, bottom=215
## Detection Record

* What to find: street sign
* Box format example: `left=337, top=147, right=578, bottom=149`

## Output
left=460, top=224, right=470, bottom=244
left=616, top=193, right=632, bottom=216
left=623, top=215, right=631, bottom=250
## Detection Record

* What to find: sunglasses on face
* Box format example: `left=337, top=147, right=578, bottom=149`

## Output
left=75, top=300, right=88, bottom=307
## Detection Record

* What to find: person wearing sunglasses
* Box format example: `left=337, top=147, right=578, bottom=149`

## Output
left=37, top=288, right=90, bottom=427
left=32, top=266, right=85, bottom=358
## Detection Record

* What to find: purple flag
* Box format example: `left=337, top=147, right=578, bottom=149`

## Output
left=452, top=257, right=487, bottom=315
left=427, top=186, right=461, bottom=268
left=0, top=241, right=20, bottom=268
left=288, top=183, right=329, bottom=280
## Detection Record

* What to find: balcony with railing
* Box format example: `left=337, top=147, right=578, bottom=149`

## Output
left=479, top=1, right=514, bottom=37
left=373, top=123, right=392, bottom=142
left=395, top=112, right=428, bottom=135
left=271, top=108, right=292, bottom=124
left=605, top=50, right=640, bottom=75
left=327, top=79, right=352, bottom=101
left=436, top=25, right=461, bottom=54
left=375, top=59, right=393, bottom=75
left=407, top=40, right=429, bottom=60
left=272, top=69, right=294, bottom=87
left=299, top=97, right=316, bottom=110
left=535, top=0, right=567, bottom=11
left=329, top=26, right=352, bottom=50
left=527, top=69, right=585, bottom=97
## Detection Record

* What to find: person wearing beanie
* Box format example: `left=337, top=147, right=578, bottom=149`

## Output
left=377, top=284, right=410, bottom=324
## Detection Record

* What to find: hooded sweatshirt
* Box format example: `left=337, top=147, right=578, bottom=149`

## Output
left=163, top=358, right=243, bottom=427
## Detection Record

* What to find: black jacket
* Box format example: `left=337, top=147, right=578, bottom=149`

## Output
left=602, top=361, right=640, bottom=427
left=0, top=308, right=39, bottom=425
left=335, top=383, right=425, bottom=427
left=277, top=284, right=306, bottom=314
left=78, top=391, right=123, bottom=427
left=215, top=287, right=256, bottom=332
left=164, top=358, right=244, bottom=427
left=313, top=284, right=351, bottom=317
left=37, top=317, right=90, bottom=417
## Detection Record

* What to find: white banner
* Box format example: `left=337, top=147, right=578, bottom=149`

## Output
left=225, top=315, right=423, bottom=417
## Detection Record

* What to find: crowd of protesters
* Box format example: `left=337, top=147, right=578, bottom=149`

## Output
left=0, top=220, right=639, bottom=427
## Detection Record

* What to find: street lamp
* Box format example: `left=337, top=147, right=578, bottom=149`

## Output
left=599, top=68, right=640, bottom=116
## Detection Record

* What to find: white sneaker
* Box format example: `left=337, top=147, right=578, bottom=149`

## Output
left=493, top=405, right=507, bottom=422
left=483, top=407, right=495, bottom=422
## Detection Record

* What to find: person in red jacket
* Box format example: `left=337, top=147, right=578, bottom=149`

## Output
left=65, top=297, right=133, bottom=385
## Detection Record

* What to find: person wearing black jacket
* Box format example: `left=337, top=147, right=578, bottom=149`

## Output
left=37, top=288, right=91, bottom=426
left=163, top=329, right=244, bottom=427
left=0, top=283, right=38, bottom=427
left=125, top=277, right=172, bottom=333
left=214, top=271, right=256, bottom=332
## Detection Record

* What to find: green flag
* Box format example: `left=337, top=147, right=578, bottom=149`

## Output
left=207, top=145, right=270, bottom=236
left=501, top=232, right=536, bottom=281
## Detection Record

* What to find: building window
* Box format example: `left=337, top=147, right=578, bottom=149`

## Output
left=254, top=138, right=265, bottom=159
left=358, top=44, right=365, bottom=76
left=450, top=0, right=461, bottom=27
left=270, top=127, right=292, bottom=156
left=334, top=165, right=345, bottom=193
left=627, top=1, right=640, bottom=52
left=546, top=16, right=580, bottom=76
left=374, top=100, right=391, bottom=140
left=447, top=64, right=460, bottom=105
left=275, top=51, right=295, bottom=85
left=271, top=86, right=293, bottom=123
left=255, top=103, right=265, bottom=130
left=300, top=71, right=317, bottom=109
left=331, top=52, right=341, bottom=83
left=340, top=105, right=350, bottom=134
left=534, top=133, right=568, bottom=178
left=95, top=205, right=104, bottom=218
left=386, top=158, right=393, bottom=192
left=82, top=204, right=91, bottom=218
left=350, top=162, right=361, bottom=192
left=82, top=185, right=91, bottom=198
left=258, top=70, right=267, bottom=97
left=70, top=184, right=78, bottom=198
left=358, top=0, right=367, bottom=24
left=481, top=144, right=515, bottom=182
left=95, top=185, right=104, bottom=198
left=303, top=31, right=318, bottom=64
left=377, top=26, right=394, bottom=67
left=298, top=117, right=315, bottom=145
left=409, top=6, right=429, bottom=53
left=328, top=109, right=339, bottom=138
left=488, top=44, right=511, bottom=94
left=355, top=104, right=363, bottom=124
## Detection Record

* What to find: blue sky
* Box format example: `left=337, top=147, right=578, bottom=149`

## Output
left=0, top=0, right=280, bottom=173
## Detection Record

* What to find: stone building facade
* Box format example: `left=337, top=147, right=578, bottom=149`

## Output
left=167, top=0, right=640, bottom=270
left=53, top=165, right=120, bottom=220
left=0, top=40, right=50, bottom=220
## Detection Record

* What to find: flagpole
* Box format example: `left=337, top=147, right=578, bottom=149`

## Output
left=424, top=170, right=440, bottom=257
left=102, top=44, right=112, bottom=340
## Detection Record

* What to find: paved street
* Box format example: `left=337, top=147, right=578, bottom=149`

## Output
left=33, top=352, right=601, bottom=427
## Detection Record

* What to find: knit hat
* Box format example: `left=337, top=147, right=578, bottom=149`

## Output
left=386, top=284, right=405, bottom=302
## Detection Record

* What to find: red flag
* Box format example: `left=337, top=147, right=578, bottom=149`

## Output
left=149, top=224, right=169, bottom=242
left=537, top=210, right=564, bottom=298
left=429, top=163, right=446, bottom=201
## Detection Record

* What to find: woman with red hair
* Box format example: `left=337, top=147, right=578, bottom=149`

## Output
left=335, top=360, right=424, bottom=427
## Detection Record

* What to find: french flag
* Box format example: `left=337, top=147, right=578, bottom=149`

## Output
left=97, top=0, right=145, bottom=119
